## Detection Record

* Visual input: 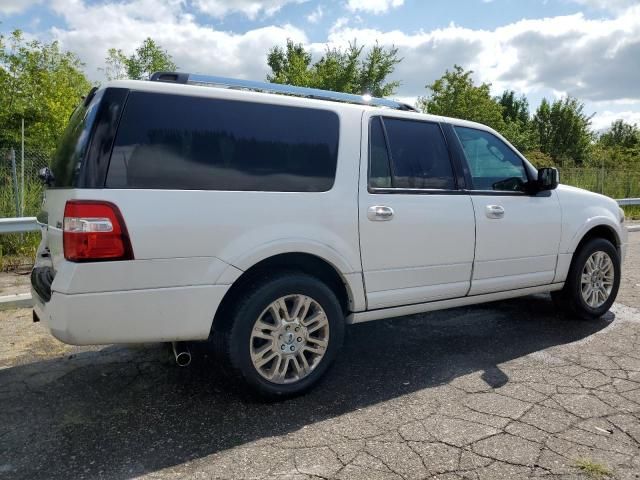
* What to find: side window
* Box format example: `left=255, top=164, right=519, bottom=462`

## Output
left=369, top=117, right=392, bottom=188
left=382, top=118, right=455, bottom=190
left=454, top=126, right=528, bottom=192
left=107, top=92, right=339, bottom=192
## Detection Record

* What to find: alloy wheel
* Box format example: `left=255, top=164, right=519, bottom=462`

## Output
left=249, top=294, right=330, bottom=384
left=580, top=251, right=614, bottom=308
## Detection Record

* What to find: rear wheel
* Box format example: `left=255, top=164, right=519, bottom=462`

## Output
left=552, top=237, right=620, bottom=319
left=219, top=272, right=344, bottom=398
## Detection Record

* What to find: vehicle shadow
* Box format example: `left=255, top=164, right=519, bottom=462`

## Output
left=0, top=294, right=614, bottom=480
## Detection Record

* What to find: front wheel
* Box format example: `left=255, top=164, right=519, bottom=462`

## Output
left=221, top=272, right=344, bottom=398
left=552, top=237, right=620, bottom=320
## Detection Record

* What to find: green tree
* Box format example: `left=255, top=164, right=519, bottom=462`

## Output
left=589, top=120, right=640, bottom=171
left=599, top=119, right=639, bottom=149
left=417, top=65, right=505, bottom=132
left=496, top=90, right=539, bottom=152
left=0, top=29, right=92, bottom=155
left=267, top=40, right=401, bottom=96
left=532, top=97, right=593, bottom=165
left=267, top=40, right=314, bottom=87
left=104, top=38, right=176, bottom=80
left=501, top=120, right=539, bottom=153
left=498, top=90, right=529, bottom=124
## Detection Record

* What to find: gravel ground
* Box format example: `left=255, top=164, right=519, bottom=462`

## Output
left=0, top=269, right=30, bottom=297
left=0, top=232, right=639, bottom=480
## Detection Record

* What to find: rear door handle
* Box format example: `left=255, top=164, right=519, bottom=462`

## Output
left=485, top=205, right=505, bottom=219
left=368, top=205, right=394, bottom=221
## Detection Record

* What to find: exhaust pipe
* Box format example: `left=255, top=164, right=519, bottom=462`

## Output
left=171, top=341, right=192, bottom=367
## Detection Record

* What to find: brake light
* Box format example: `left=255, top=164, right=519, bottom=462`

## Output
left=63, top=200, right=133, bottom=262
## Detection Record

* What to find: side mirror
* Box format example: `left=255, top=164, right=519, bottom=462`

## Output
left=536, top=167, right=559, bottom=192
left=38, top=167, right=55, bottom=187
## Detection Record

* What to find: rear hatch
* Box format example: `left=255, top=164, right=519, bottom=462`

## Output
left=39, top=87, right=129, bottom=272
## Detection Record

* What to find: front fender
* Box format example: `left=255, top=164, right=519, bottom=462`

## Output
left=565, top=215, right=623, bottom=254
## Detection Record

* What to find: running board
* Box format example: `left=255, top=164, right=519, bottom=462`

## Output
left=347, top=283, right=565, bottom=324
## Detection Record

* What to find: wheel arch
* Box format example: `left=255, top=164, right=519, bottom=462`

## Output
left=555, top=220, right=622, bottom=284
left=211, top=252, right=363, bottom=336
left=575, top=224, right=620, bottom=253
left=566, top=214, right=622, bottom=254
left=570, top=220, right=621, bottom=255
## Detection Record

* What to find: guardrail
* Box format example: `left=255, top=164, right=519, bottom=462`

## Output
left=0, top=217, right=39, bottom=234
left=0, top=197, right=638, bottom=236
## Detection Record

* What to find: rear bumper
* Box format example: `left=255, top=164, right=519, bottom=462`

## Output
left=32, top=284, right=229, bottom=345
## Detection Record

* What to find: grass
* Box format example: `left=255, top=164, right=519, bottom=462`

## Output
left=622, top=205, right=640, bottom=220
left=575, top=459, right=613, bottom=479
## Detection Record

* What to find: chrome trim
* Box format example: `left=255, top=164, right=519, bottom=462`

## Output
left=485, top=205, right=505, bottom=219
left=182, top=73, right=418, bottom=111
left=367, top=205, right=394, bottom=221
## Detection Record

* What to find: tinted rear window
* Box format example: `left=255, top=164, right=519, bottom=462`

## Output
left=107, top=92, right=340, bottom=191
left=51, top=89, right=104, bottom=187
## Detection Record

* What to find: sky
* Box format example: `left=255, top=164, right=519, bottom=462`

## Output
left=1, top=0, right=639, bottom=130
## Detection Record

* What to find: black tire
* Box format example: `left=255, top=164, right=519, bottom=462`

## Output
left=552, top=237, right=620, bottom=320
left=218, top=272, right=344, bottom=399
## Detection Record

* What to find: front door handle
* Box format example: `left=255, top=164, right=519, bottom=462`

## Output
left=368, top=205, right=394, bottom=221
left=485, top=205, right=505, bottom=219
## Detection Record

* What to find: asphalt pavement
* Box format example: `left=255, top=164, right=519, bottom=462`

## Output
left=1, top=233, right=639, bottom=479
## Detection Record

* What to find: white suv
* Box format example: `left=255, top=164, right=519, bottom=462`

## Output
left=32, top=73, right=627, bottom=397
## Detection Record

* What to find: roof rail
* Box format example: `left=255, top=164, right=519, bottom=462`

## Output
left=149, top=71, right=417, bottom=112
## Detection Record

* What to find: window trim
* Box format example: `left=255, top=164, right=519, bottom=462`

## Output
left=450, top=124, right=539, bottom=196
left=367, top=116, right=394, bottom=189
left=367, top=115, right=462, bottom=195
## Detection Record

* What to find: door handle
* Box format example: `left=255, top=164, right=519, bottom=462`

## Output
left=485, top=205, right=505, bottom=219
left=368, top=205, right=394, bottom=221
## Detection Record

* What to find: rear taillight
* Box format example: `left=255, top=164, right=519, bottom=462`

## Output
left=63, top=200, right=133, bottom=262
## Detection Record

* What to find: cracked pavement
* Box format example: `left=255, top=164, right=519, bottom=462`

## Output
left=1, top=232, right=639, bottom=480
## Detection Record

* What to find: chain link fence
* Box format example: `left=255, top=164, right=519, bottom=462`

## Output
left=1, top=148, right=49, bottom=266
left=1, top=147, right=50, bottom=218
left=558, top=168, right=640, bottom=199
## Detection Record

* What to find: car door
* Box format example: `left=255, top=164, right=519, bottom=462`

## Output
left=358, top=115, right=476, bottom=310
left=451, top=125, right=562, bottom=295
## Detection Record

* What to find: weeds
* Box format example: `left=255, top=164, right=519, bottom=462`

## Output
left=575, top=459, right=613, bottom=479
left=622, top=205, right=640, bottom=220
